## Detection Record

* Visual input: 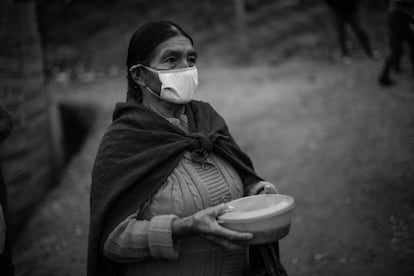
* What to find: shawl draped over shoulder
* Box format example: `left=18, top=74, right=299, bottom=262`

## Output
left=87, top=100, right=280, bottom=276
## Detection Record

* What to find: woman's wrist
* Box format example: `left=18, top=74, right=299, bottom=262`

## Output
left=171, top=216, right=193, bottom=239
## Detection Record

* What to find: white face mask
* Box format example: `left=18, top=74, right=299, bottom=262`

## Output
left=131, top=65, right=198, bottom=104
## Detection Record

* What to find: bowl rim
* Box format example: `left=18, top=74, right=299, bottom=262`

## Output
left=218, top=194, right=295, bottom=223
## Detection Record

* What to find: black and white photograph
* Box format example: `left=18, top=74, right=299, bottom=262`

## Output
left=0, top=0, right=413, bottom=275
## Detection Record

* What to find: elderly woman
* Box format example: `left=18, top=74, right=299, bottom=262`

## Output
left=87, top=21, right=286, bottom=276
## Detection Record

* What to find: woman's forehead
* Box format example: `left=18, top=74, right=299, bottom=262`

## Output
left=153, top=35, right=194, bottom=57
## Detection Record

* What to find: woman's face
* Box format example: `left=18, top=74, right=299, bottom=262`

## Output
left=138, top=35, right=197, bottom=95
left=150, top=35, right=197, bottom=70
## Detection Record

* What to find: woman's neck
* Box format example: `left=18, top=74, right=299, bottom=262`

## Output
left=142, top=90, right=185, bottom=118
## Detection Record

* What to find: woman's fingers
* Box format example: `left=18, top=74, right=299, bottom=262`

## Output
left=198, top=206, right=253, bottom=240
left=191, top=204, right=237, bottom=235
left=201, top=234, right=245, bottom=250
left=211, top=203, right=234, bottom=217
left=247, top=182, right=264, bottom=195
left=264, top=183, right=278, bottom=194
left=247, top=181, right=278, bottom=195
left=211, top=223, right=253, bottom=241
left=190, top=204, right=253, bottom=250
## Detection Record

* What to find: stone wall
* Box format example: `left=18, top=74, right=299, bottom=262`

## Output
left=0, top=1, right=63, bottom=232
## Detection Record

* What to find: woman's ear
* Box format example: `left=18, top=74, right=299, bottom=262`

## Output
left=129, top=66, right=145, bottom=86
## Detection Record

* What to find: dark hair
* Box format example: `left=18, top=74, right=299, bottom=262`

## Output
left=126, top=20, right=193, bottom=102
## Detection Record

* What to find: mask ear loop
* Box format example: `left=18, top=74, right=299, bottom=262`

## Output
left=129, top=64, right=163, bottom=99
left=144, top=84, right=163, bottom=100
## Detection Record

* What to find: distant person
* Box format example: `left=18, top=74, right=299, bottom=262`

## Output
left=324, top=0, right=380, bottom=65
left=0, top=103, right=14, bottom=276
left=379, top=0, right=414, bottom=86
left=87, top=20, right=287, bottom=276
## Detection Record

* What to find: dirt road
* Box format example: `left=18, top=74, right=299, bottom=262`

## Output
left=13, top=58, right=414, bottom=276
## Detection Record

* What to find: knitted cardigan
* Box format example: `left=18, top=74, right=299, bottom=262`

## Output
left=87, top=100, right=264, bottom=276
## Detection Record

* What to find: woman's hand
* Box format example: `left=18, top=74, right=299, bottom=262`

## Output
left=172, top=204, right=253, bottom=250
left=246, top=181, right=278, bottom=196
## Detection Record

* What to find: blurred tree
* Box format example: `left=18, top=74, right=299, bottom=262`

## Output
left=235, top=0, right=249, bottom=54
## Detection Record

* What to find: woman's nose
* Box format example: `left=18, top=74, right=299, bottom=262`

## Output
left=176, top=59, right=190, bottom=69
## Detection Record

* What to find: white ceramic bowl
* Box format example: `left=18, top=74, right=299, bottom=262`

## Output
left=218, top=194, right=295, bottom=245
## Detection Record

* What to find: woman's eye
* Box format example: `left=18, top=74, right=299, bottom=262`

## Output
left=188, top=56, right=196, bottom=66
left=166, top=57, right=177, bottom=63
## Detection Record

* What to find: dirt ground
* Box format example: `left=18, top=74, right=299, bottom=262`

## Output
left=12, top=57, right=414, bottom=276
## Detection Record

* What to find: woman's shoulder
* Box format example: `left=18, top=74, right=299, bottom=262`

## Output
left=189, top=100, right=221, bottom=117
left=188, top=100, right=229, bottom=133
left=189, top=99, right=212, bottom=109
left=112, top=101, right=145, bottom=121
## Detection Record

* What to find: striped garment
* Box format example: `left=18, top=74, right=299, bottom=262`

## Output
left=103, top=114, right=248, bottom=276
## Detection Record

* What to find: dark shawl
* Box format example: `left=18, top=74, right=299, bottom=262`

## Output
left=87, top=100, right=267, bottom=276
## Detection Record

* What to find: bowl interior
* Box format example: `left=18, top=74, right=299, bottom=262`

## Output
left=219, top=194, right=294, bottom=222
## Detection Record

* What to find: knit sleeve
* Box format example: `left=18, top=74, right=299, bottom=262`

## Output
left=103, top=212, right=180, bottom=263
left=148, top=215, right=180, bottom=259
